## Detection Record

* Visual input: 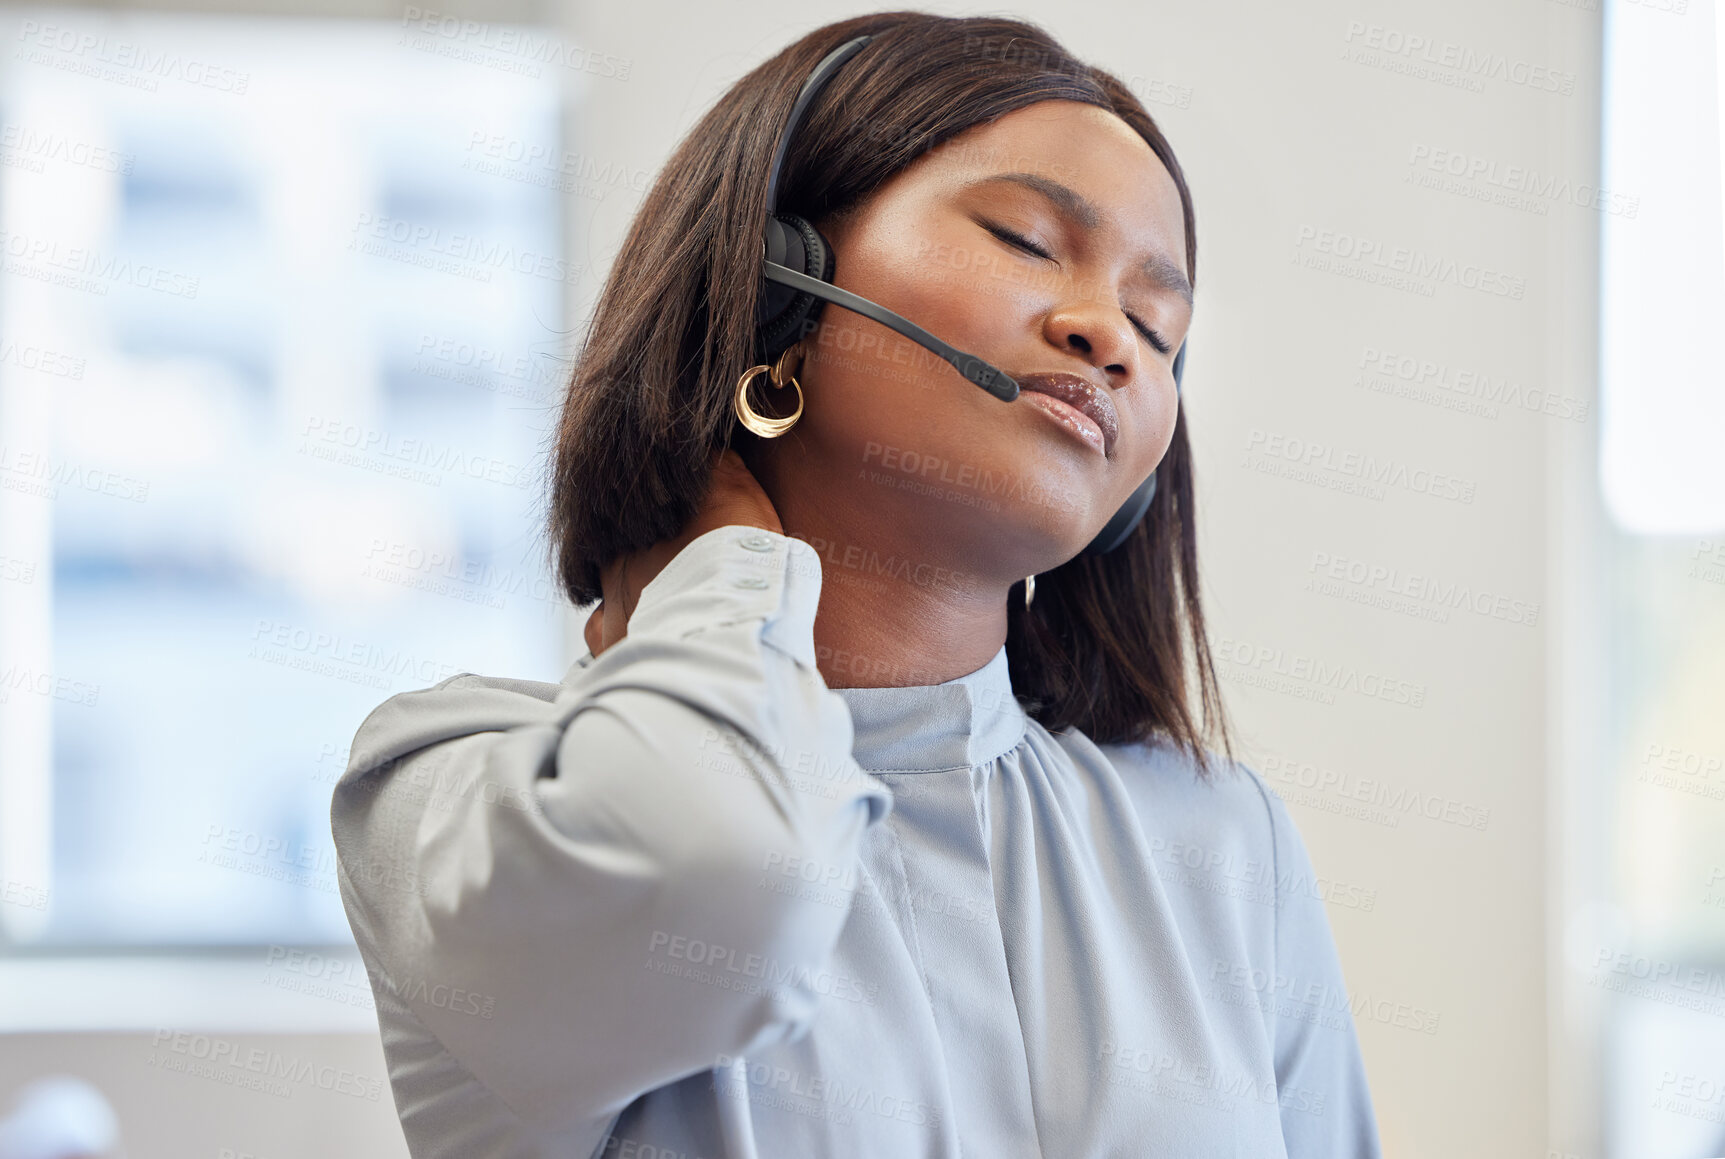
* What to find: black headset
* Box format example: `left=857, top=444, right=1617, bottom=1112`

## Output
left=754, top=34, right=1185, bottom=557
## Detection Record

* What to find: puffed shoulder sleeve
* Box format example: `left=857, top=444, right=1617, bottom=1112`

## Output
left=329, top=525, right=890, bottom=1156
left=1263, top=786, right=1385, bottom=1159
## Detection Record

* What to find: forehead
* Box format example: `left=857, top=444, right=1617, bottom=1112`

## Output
left=915, top=101, right=1186, bottom=255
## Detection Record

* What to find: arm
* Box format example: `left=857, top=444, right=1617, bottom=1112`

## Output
left=1263, top=787, right=1385, bottom=1158
left=330, top=525, right=890, bottom=1154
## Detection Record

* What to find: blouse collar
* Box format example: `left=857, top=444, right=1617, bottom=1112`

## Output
left=564, top=641, right=1030, bottom=774
left=833, top=643, right=1028, bottom=773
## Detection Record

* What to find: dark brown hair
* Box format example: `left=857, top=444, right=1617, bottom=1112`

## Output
left=548, top=11, right=1235, bottom=778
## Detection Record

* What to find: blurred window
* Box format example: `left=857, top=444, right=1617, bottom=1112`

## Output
left=0, top=10, right=571, bottom=949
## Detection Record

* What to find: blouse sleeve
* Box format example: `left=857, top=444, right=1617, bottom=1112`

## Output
left=329, top=525, right=891, bottom=1155
left=1263, top=787, right=1386, bottom=1158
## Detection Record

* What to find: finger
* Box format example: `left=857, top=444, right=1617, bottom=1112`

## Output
left=583, top=604, right=605, bottom=658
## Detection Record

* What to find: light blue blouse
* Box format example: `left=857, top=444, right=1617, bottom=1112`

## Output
left=330, top=524, right=1383, bottom=1158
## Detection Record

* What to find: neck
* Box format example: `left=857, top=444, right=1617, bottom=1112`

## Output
left=793, top=527, right=1013, bottom=689
left=771, top=497, right=1018, bottom=689
left=745, top=437, right=1035, bottom=690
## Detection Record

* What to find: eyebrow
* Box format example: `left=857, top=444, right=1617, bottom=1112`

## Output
left=969, top=171, right=1194, bottom=308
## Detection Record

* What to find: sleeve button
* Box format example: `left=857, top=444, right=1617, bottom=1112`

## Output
left=734, top=576, right=770, bottom=590
left=739, top=534, right=774, bottom=552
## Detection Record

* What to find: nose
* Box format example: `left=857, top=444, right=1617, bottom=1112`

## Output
left=1041, top=295, right=1138, bottom=381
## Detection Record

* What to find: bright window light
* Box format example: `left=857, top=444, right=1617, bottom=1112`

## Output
left=1598, top=0, right=1725, bottom=534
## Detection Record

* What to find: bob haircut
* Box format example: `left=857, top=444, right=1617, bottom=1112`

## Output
left=549, top=11, right=1236, bottom=779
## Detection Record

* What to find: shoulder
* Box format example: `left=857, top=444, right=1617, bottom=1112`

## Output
left=342, top=671, right=568, bottom=783
left=1095, top=734, right=1311, bottom=907
left=1098, top=734, right=1282, bottom=846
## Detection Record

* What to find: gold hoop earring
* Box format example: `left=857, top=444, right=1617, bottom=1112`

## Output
left=734, top=344, right=806, bottom=439
left=1024, top=574, right=1037, bottom=608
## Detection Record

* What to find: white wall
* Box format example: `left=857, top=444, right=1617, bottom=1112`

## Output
left=559, top=3, right=1602, bottom=1157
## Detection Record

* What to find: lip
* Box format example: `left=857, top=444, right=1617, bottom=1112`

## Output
left=1012, top=372, right=1118, bottom=457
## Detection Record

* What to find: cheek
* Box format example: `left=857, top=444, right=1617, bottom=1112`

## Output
left=796, top=333, right=1026, bottom=502
left=797, top=333, right=949, bottom=460
left=910, top=255, right=1031, bottom=349
left=860, top=213, right=1031, bottom=348
left=1141, top=390, right=1181, bottom=470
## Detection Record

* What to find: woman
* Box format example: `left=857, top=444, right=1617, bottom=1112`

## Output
left=331, top=12, right=1384, bottom=1158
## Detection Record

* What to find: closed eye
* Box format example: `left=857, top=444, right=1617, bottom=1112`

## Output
left=1125, top=311, right=1173, bottom=355
left=981, top=221, right=1173, bottom=355
left=982, top=221, right=1053, bottom=261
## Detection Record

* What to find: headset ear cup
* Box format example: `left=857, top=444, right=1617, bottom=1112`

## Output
left=759, top=212, right=835, bottom=361
left=1081, top=344, right=1184, bottom=555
